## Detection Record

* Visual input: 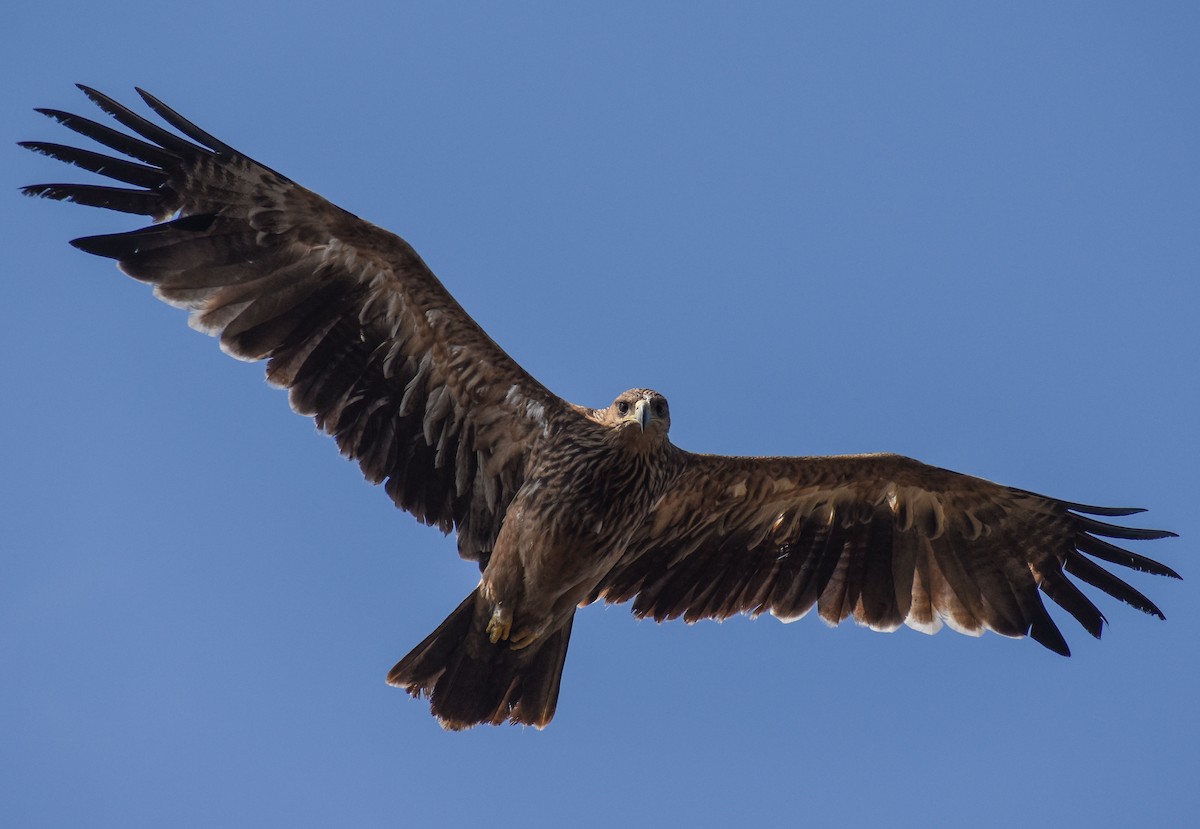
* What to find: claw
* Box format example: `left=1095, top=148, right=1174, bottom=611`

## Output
left=486, top=605, right=512, bottom=643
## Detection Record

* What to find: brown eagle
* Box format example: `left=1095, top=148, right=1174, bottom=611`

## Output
left=22, top=87, right=1179, bottom=730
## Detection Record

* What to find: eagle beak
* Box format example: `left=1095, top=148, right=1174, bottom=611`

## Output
left=633, top=399, right=650, bottom=432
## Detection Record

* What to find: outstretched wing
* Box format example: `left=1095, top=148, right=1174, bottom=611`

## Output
left=21, top=86, right=566, bottom=562
left=591, top=452, right=1178, bottom=654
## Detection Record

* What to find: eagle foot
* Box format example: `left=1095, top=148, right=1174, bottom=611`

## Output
left=486, top=606, right=512, bottom=644
left=508, top=623, right=544, bottom=650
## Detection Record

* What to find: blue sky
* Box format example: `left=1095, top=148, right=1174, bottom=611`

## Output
left=3, top=2, right=1197, bottom=826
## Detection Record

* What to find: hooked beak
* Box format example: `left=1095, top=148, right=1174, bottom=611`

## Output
left=633, top=399, right=650, bottom=432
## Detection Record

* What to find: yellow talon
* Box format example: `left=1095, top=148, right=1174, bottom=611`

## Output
left=486, top=606, right=512, bottom=643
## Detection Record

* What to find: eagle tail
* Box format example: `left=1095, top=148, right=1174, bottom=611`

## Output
left=387, top=589, right=573, bottom=730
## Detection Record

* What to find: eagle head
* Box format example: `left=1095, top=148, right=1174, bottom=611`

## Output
left=600, top=388, right=671, bottom=442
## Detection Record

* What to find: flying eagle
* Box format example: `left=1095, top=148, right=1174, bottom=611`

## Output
left=22, top=87, right=1179, bottom=730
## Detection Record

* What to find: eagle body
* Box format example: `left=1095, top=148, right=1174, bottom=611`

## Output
left=22, top=87, right=1179, bottom=730
left=481, top=394, right=681, bottom=647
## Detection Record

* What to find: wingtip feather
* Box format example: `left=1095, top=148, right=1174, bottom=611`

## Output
left=69, top=233, right=119, bottom=257
left=1063, top=501, right=1148, bottom=517
left=75, top=83, right=103, bottom=103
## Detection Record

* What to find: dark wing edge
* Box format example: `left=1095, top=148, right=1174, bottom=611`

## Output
left=589, top=452, right=1178, bottom=656
left=21, top=85, right=566, bottom=562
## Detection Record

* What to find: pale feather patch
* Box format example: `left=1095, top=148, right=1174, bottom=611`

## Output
left=769, top=603, right=814, bottom=623
left=185, top=302, right=242, bottom=336
left=860, top=617, right=905, bottom=634
left=885, top=485, right=948, bottom=539
left=246, top=205, right=294, bottom=234
left=903, top=563, right=941, bottom=635
left=938, top=610, right=985, bottom=637
left=959, top=509, right=986, bottom=541
left=884, top=482, right=900, bottom=513
left=525, top=400, right=546, bottom=423
left=904, top=612, right=944, bottom=636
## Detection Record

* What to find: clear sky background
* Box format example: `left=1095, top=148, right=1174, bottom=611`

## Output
left=3, top=3, right=1197, bottom=827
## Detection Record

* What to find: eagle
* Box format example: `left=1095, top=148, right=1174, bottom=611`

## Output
left=22, top=86, right=1179, bottom=730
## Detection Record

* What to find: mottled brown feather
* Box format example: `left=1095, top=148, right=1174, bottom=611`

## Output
left=590, top=452, right=1176, bottom=655
left=24, top=85, right=569, bottom=562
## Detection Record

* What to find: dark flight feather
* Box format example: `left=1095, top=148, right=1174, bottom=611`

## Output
left=17, top=141, right=163, bottom=188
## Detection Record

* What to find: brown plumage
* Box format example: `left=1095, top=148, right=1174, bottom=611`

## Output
left=22, top=87, right=1179, bottom=730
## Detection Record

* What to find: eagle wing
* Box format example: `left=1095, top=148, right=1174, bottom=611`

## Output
left=21, top=86, right=566, bottom=562
left=591, top=452, right=1178, bottom=654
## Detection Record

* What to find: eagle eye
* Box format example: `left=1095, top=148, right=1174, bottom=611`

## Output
left=653, top=401, right=667, bottom=418
left=616, top=401, right=630, bottom=416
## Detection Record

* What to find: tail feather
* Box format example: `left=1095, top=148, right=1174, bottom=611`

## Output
left=387, top=588, right=573, bottom=730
